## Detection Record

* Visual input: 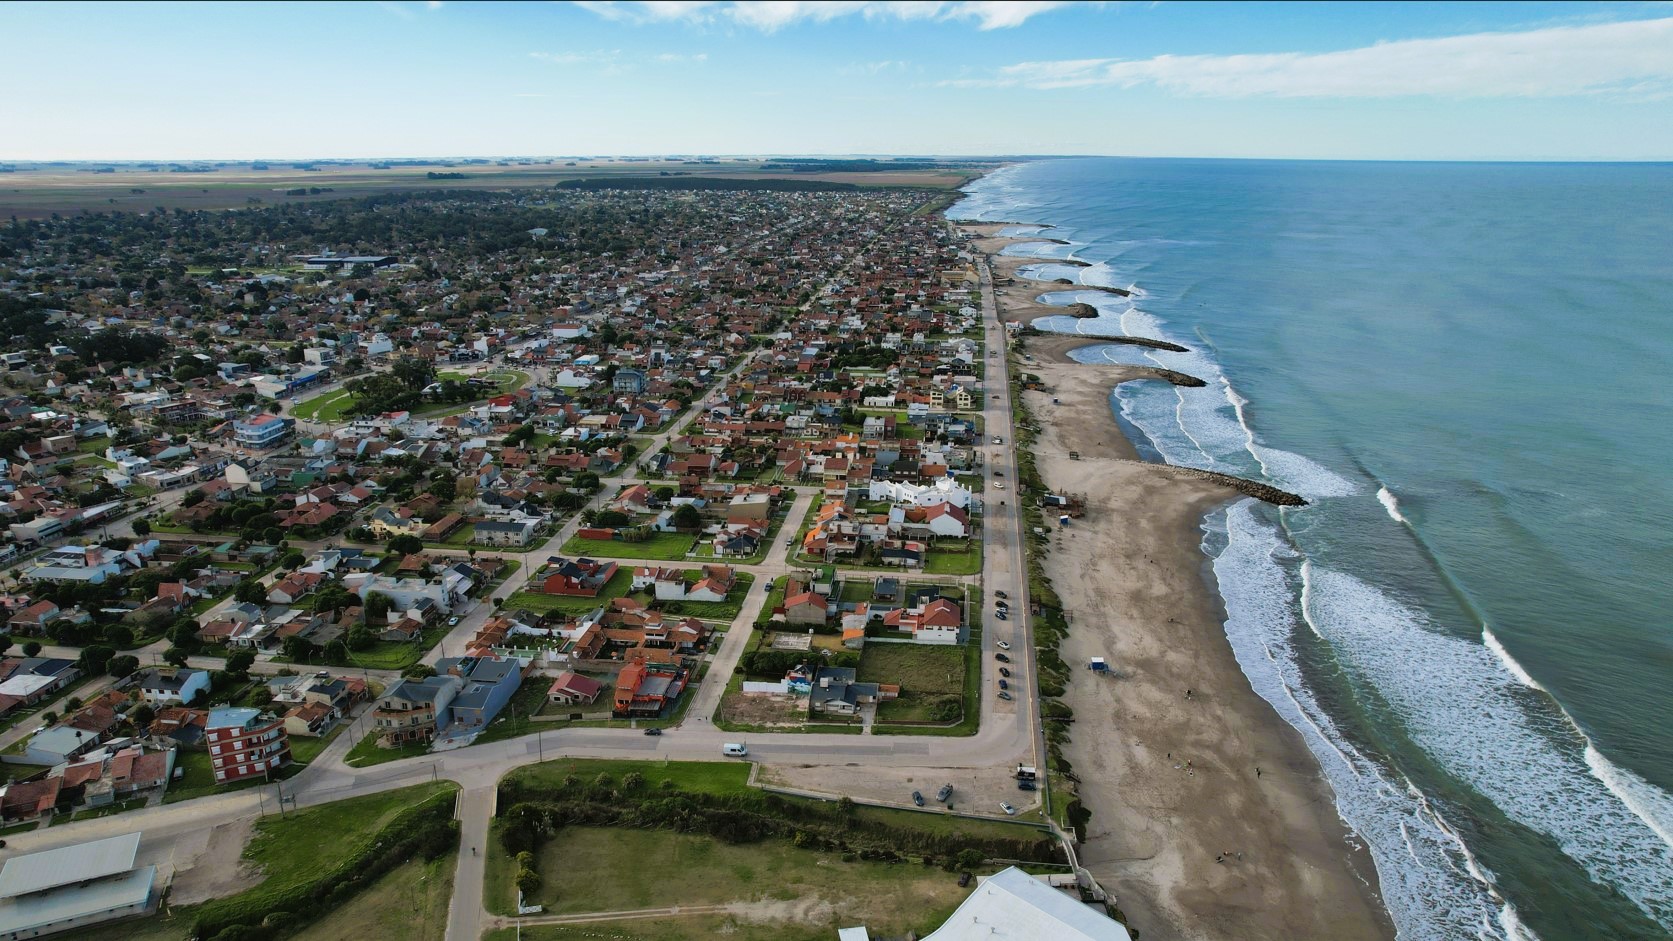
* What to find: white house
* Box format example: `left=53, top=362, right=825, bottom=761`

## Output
left=868, top=476, right=973, bottom=510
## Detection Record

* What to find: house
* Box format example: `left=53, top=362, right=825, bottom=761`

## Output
left=6, top=600, right=59, bottom=635
left=266, top=570, right=324, bottom=605
left=24, top=725, right=106, bottom=765
left=472, top=518, right=538, bottom=547
left=282, top=700, right=337, bottom=737
left=909, top=866, right=1134, bottom=940
left=232, top=413, right=294, bottom=449
left=541, top=558, right=618, bottom=597
left=883, top=597, right=964, bottom=645
left=547, top=672, right=604, bottom=705
left=611, top=659, right=688, bottom=718
left=205, top=707, right=291, bottom=783
left=373, top=674, right=463, bottom=746
left=148, top=706, right=208, bottom=750
left=782, top=583, right=830, bottom=627
left=0, top=658, right=82, bottom=705
left=435, top=655, right=523, bottom=737
left=807, top=666, right=890, bottom=716
left=134, top=668, right=211, bottom=705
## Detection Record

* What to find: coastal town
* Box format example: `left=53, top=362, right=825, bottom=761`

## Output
left=0, top=168, right=1201, bottom=941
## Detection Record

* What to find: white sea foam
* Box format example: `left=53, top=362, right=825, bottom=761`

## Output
left=1210, top=502, right=1513, bottom=940
left=1584, top=744, right=1673, bottom=854
left=1301, top=563, right=1673, bottom=927
left=1378, top=486, right=1411, bottom=524
left=1482, top=626, right=1544, bottom=692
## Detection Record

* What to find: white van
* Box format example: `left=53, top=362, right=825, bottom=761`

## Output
left=722, top=743, right=749, bottom=757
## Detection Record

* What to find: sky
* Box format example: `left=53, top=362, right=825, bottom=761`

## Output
left=3, top=1, right=1672, bottom=161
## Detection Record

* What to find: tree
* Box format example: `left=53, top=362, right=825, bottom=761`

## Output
left=181, top=489, right=205, bottom=508
left=365, top=592, right=395, bottom=621
left=653, top=486, right=675, bottom=503
left=226, top=649, right=256, bottom=677
left=79, top=644, right=116, bottom=675
left=132, top=518, right=151, bottom=536
left=22, top=641, right=41, bottom=658
left=402, top=663, right=436, bottom=680
left=347, top=625, right=376, bottom=651
left=594, top=510, right=630, bottom=529
left=428, top=474, right=457, bottom=502
left=235, top=579, right=267, bottom=605
left=672, top=504, right=702, bottom=531
left=108, top=655, right=140, bottom=679
left=280, top=549, right=306, bottom=570
left=0, top=635, right=11, bottom=658
left=130, top=702, right=156, bottom=728
left=163, top=646, right=191, bottom=668
left=387, top=534, right=423, bottom=556
left=282, top=636, right=317, bottom=663
left=323, top=639, right=349, bottom=665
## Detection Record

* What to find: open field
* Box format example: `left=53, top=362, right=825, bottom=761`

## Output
left=501, top=826, right=978, bottom=932
left=291, top=387, right=357, bottom=422
left=506, top=568, right=634, bottom=616
left=0, top=161, right=979, bottom=218
left=292, top=854, right=453, bottom=941
left=560, top=531, right=696, bottom=560
left=860, top=643, right=965, bottom=723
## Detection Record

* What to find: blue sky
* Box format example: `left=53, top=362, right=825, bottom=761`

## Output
left=3, top=1, right=1671, bottom=160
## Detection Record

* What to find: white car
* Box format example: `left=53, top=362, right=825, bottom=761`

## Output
left=996, top=640, right=1011, bottom=650
left=999, top=802, right=1017, bottom=816
left=447, top=616, right=460, bottom=626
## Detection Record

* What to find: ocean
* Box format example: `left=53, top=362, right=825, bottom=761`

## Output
left=951, top=158, right=1673, bottom=941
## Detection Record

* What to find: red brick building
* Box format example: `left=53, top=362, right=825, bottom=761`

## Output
left=205, top=707, right=292, bottom=784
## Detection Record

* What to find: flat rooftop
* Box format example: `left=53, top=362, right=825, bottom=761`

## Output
left=0, top=831, right=141, bottom=898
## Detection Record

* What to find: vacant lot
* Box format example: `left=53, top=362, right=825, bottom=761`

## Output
left=292, top=855, right=453, bottom=941
left=561, top=532, right=696, bottom=560
left=509, top=826, right=976, bottom=934
left=291, top=387, right=357, bottom=421
left=859, top=643, right=965, bottom=723
left=506, top=569, right=634, bottom=616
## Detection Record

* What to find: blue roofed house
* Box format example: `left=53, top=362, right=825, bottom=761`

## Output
left=431, top=655, right=523, bottom=746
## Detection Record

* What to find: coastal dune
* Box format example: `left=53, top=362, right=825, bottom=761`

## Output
left=971, top=228, right=1392, bottom=940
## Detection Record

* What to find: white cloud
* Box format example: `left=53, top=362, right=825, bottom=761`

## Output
left=966, top=17, right=1673, bottom=98
left=571, top=0, right=1073, bottom=31
left=655, top=52, right=710, bottom=62
left=530, top=49, right=623, bottom=65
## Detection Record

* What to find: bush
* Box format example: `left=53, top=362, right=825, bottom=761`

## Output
left=515, top=866, right=542, bottom=894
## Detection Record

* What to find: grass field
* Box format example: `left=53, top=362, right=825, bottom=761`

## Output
left=923, top=543, right=983, bottom=575
left=292, top=855, right=453, bottom=941
left=162, top=750, right=303, bottom=805
left=502, top=826, right=979, bottom=931
left=860, top=643, right=966, bottom=723
left=559, top=532, right=696, bottom=561
left=291, top=387, right=358, bottom=422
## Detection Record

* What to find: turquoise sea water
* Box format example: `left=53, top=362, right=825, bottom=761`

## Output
left=953, top=158, right=1673, bottom=941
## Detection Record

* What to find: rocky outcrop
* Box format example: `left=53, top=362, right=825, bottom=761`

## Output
left=1068, top=304, right=1100, bottom=318
left=1174, top=468, right=1308, bottom=506
left=1143, top=368, right=1207, bottom=388
left=1102, top=336, right=1190, bottom=353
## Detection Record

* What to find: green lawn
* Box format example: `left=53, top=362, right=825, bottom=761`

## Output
left=924, top=543, right=983, bottom=575
left=861, top=643, right=966, bottom=724
left=344, top=728, right=431, bottom=767
left=423, top=522, right=478, bottom=548
left=285, top=718, right=351, bottom=764
left=656, top=571, right=755, bottom=620
left=560, top=532, right=696, bottom=561
left=496, top=826, right=981, bottom=932
left=505, top=568, right=634, bottom=617
left=291, top=387, right=358, bottom=422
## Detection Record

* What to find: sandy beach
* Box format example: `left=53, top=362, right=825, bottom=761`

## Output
left=971, top=229, right=1393, bottom=941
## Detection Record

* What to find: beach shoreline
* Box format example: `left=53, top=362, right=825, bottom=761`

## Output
left=962, top=222, right=1394, bottom=940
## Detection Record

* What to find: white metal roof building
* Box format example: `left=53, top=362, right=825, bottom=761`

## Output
left=0, top=832, right=156, bottom=939
left=919, top=866, right=1133, bottom=941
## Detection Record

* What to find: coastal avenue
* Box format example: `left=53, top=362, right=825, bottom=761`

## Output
left=0, top=223, right=1050, bottom=941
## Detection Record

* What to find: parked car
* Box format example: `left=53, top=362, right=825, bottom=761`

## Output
left=643, top=728, right=662, bottom=736
left=912, top=790, right=925, bottom=807
left=999, top=801, right=1017, bottom=816
left=937, top=782, right=954, bottom=802
left=995, top=611, right=1007, bottom=621
left=998, top=691, right=1013, bottom=701
left=996, top=640, right=1011, bottom=650
left=999, top=667, right=1011, bottom=677
left=995, top=653, right=1010, bottom=663
left=958, top=871, right=973, bottom=887
left=995, top=590, right=1008, bottom=599
left=999, top=679, right=1009, bottom=690
left=1017, top=779, right=1037, bottom=791
left=447, top=616, right=460, bottom=626
left=994, top=482, right=1006, bottom=490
